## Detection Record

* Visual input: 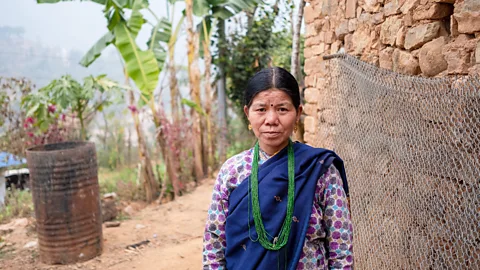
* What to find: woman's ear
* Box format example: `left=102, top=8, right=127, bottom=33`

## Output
left=296, top=105, right=303, bottom=122
left=244, top=105, right=249, bottom=119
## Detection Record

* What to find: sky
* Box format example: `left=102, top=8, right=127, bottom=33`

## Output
left=0, top=0, right=181, bottom=52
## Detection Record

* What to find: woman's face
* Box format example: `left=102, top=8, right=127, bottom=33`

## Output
left=244, top=88, right=302, bottom=155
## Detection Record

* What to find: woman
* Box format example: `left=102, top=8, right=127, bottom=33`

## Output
left=203, top=67, right=353, bottom=270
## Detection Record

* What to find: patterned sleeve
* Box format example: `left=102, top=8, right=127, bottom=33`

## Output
left=202, top=163, right=229, bottom=270
left=322, top=165, right=354, bottom=269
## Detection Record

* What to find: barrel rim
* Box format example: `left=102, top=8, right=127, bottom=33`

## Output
left=26, top=141, right=93, bottom=154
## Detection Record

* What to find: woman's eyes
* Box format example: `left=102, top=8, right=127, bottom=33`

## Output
left=255, top=108, right=289, bottom=112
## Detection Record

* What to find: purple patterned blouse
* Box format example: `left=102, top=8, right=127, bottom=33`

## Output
left=203, top=147, right=354, bottom=269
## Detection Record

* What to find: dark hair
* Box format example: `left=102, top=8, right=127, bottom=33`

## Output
left=244, top=67, right=301, bottom=110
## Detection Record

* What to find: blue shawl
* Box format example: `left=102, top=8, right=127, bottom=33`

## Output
left=225, top=142, right=348, bottom=270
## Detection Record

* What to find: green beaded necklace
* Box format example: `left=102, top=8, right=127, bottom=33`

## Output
left=248, top=140, right=295, bottom=251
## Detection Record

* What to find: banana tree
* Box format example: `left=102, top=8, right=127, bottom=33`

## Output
left=36, top=0, right=173, bottom=202
left=192, top=0, right=261, bottom=163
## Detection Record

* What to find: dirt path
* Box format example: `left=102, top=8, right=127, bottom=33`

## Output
left=0, top=179, right=215, bottom=270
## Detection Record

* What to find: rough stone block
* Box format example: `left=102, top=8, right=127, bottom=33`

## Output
left=419, top=37, right=448, bottom=76
left=304, top=56, right=325, bottom=75
left=373, top=12, right=385, bottom=25
left=304, top=88, right=321, bottom=103
left=325, top=31, right=336, bottom=44
left=450, top=15, right=459, bottom=37
left=380, top=47, right=395, bottom=70
left=381, top=16, right=403, bottom=46
left=322, top=19, right=331, bottom=31
left=331, top=40, right=343, bottom=53
left=404, top=13, right=414, bottom=26
left=393, top=48, right=421, bottom=75
left=348, top=18, right=358, bottom=32
left=454, top=0, right=480, bottom=34
left=304, top=75, right=315, bottom=87
left=433, top=0, right=455, bottom=3
left=303, top=103, right=318, bottom=116
left=413, top=3, right=454, bottom=21
left=384, top=0, right=402, bottom=16
left=312, top=43, right=326, bottom=55
left=363, top=0, right=381, bottom=12
left=404, top=21, right=443, bottom=50
left=345, top=34, right=354, bottom=53
left=346, top=0, right=357, bottom=18
left=303, top=132, right=316, bottom=145
left=304, top=116, right=317, bottom=133
left=356, top=6, right=363, bottom=18
left=442, top=34, right=477, bottom=74
left=358, top=12, right=372, bottom=24
left=304, top=46, right=314, bottom=59
left=401, top=0, right=419, bottom=14
left=396, top=26, right=407, bottom=48
left=335, top=20, right=350, bottom=40
left=304, top=4, right=317, bottom=24
left=306, top=35, right=323, bottom=47
left=476, top=40, right=480, bottom=64
left=306, top=23, right=317, bottom=38
left=322, top=0, right=339, bottom=17
left=352, top=27, right=371, bottom=55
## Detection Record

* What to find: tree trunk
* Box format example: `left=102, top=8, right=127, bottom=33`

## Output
left=128, top=90, right=158, bottom=203
left=102, top=111, right=108, bottom=150
left=217, top=19, right=228, bottom=164
left=289, top=0, right=294, bottom=35
left=127, top=127, right=132, bottom=165
left=291, top=0, right=305, bottom=80
left=202, top=29, right=215, bottom=177
left=169, top=58, right=179, bottom=122
left=186, top=0, right=205, bottom=181
left=154, top=120, right=180, bottom=199
left=291, top=0, right=306, bottom=143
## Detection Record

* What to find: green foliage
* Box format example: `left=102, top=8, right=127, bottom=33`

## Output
left=0, top=78, right=35, bottom=156
left=0, top=189, right=33, bottom=224
left=114, top=21, right=159, bottom=98
left=223, top=8, right=276, bottom=114
left=222, top=6, right=305, bottom=115
left=40, top=0, right=165, bottom=99
left=147, top=17, right=173, bottom=70
left=79, top=32, right=115, bottom=67
left=22, top=75, right=122, bottom=140
left=226, top=115, right=256, bottom=158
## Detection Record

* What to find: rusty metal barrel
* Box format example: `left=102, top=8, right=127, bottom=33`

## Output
left=26, top=142, right=103, bottom=264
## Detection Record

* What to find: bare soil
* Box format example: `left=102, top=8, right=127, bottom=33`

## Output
left=0, top=179, right=214, bottom=270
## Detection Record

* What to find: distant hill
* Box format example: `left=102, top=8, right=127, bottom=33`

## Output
left=0, top=26, right=125, bottom=88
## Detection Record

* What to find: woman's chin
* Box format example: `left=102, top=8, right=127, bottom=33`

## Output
left=259, top=135, right=289, bottom=148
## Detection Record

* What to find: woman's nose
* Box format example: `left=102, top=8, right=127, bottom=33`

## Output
left=265, top=110, right=279, bottom=125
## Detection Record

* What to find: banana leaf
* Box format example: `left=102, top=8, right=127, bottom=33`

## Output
left=114, top=21, right=159, bottom=98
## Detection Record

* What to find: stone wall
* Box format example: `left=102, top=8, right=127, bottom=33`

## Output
left=302, top=0, right=480, bottom=147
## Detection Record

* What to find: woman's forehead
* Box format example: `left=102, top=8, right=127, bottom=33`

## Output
left=251, top=89, right=293, bottom=104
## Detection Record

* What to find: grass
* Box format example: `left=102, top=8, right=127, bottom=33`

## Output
left=98, top=166, right=144, bottom=201
left=0, top=164, right=162, bottom=224
left=0, top=188, right=34, bottom=224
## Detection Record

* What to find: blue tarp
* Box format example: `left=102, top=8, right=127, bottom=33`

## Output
left=0, top=152, right=26, bottom=168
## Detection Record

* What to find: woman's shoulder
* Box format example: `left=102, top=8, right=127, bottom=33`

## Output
left=218, top=148, right=253, bottom=172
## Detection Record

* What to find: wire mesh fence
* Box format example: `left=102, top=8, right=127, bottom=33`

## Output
left=320, top=54, right=480, bottom=269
